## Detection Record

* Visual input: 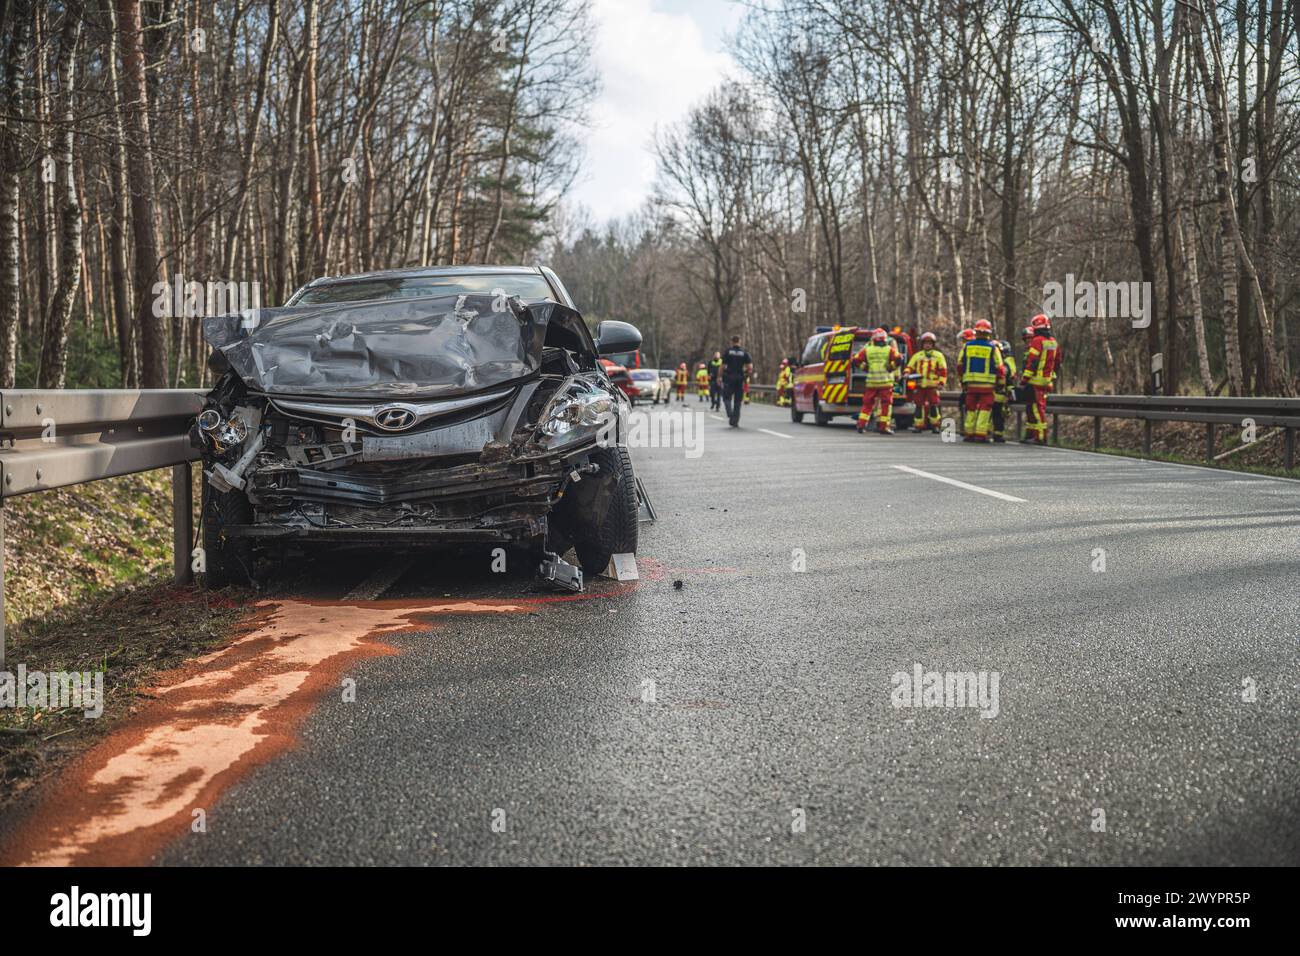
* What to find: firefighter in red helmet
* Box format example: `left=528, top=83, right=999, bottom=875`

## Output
left=905, top=331, right=946, bottom=431
left=956, top=319, right=1005, bottom=442
left=852, top=328, right=901, bottom=434
left=1020, top=314, right=1061, bottom=444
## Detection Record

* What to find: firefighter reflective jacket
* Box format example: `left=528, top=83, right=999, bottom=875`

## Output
left=905, top=348, right=947, bottom=388
left=776, top=366, right=793, bottom=390
left=675, top=367, right=688, bottom=386
left=995, top=355, right=1018, bottom=401
left=1023, top=334, right=1060, bottom=386
left=958, top=338, right=1005, bottom=387
left=695, top=368, right=708, bottom=386
left=854, top=342, right=900, bottom=387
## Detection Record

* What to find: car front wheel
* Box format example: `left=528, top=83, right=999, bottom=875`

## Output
left=200, top=475, right=255, bottom=588
left=563, top=446, right=639, bottom=577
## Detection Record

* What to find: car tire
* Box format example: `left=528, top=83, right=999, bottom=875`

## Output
left=200, top=474, right=254, bottom=588
left=814, top=396, right=831, bottom=426
left=791, top=402, right=804, bottom=424
left=570, top=446, right=638, bottom=578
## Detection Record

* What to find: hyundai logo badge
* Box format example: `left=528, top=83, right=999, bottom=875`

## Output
left=373, top=406, right=417, bottom=431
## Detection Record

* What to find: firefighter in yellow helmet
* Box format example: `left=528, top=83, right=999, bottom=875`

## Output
left=956, top=319, right=1005, bottom=442
left=775, top=359, right=793, bottom=407
left=851, top=328, right=902, bottom=434
left=695, top=363, right=709, bottom=400
left=904, top=331, right=946, bottom=431
left=674, top=362, right=688, bottom=402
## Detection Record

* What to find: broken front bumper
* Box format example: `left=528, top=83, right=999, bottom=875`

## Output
left=227, top=442, right=598, bottom=545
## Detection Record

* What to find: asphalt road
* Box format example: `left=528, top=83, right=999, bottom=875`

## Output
left=12, top=400, right=1300, bottom=865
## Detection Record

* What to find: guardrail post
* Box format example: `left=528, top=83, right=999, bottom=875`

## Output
left=1092, top=416, right=1101, bottom=450
left=1286, top=427, right=1296, bottom=472
left=1015, top=408, right=1023, bottom=441
left=1143, top=419, right=1153, bottom=456
left=172, top=463, right=193, bottom=585
left=1051, top=414, right=1059, bottom=446
left=1205, top=423, right=1215, bottom=462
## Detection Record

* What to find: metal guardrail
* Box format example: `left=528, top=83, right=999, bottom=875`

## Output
left=933, top=390, right=1299, bottom=468
left=1042, top=394, right=1300, bottom=466
left=0, top=389, right=204, bottom=666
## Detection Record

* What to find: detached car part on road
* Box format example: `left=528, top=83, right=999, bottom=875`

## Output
left=192, top=267, right=644, bottom=592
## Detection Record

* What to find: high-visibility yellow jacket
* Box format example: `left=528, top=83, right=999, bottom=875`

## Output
left=695, top=368, right=708, bottom=385
left=776, top=366, right=793, bottom=389
left=995, top=355, right=1018, bottom=401
left=958, top=338, right=1005, bottom=387
left=853, top=342, right=901, bottom=388
left=675, top=368, right=688, bottom=386
left=905, top=349, right=947, bottom=388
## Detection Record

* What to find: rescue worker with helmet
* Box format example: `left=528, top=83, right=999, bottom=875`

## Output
left=852, top=328, right=902, bottom=435
left=674, top=362, right=689, bottom=402
left=956, top=319, right=1005, bottom=443
left=956, top=328, right=975, bottom=435
left=1020, top=313, right=1061, bottom=444
left=707, top=351, right=724, bottom=410
left=991, top=340, right=1018, bottom=443
left=905, top=331, right=947, bottom=431
left=776, top=359, right=794, bottom=407
left=695, top=363, right=709, bottom=401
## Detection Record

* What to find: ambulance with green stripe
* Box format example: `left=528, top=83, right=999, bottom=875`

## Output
left=791, top=325, right=917, bottom=428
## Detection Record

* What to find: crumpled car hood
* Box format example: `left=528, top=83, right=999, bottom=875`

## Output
left=203, top=293, right=590, bottom=398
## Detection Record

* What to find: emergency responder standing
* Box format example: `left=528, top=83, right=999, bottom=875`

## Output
left=776, top=359, right=794, bottom=407
left=1020, top=313, right=1061, bottom=444
left=674, top=362, right=688, bottom=402
left=708, top=351, right=723, bottom=411
left=991, top=340, right=1018, bottom=443
left=956, top=319, right=1005, bottom=443
left=720, top=335, right=753, bottom=427
left=852, top=328, right=901, bottom=434
left=905, top=332, right=947, bottom=431
left=695, top=363, right=709, bottom=401
left=956, top=328, right=975, bottom=435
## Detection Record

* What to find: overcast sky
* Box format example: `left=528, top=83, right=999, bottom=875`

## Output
left=569, top=0, right=744, bottom=223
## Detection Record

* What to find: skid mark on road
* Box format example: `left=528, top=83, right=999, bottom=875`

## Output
left=0, top=592, right=608, bottom=867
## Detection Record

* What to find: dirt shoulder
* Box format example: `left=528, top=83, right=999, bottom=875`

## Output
left=1, top=468, right=256, bottom=813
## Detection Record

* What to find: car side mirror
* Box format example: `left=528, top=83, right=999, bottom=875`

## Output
left=594, top=320, right=642, bottom=356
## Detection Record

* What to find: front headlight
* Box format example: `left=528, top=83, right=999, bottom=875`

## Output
left=538, top=381, right=619, bottom=442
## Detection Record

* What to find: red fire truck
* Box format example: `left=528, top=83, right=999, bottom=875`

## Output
left=791, top=326, right=918, bottom=428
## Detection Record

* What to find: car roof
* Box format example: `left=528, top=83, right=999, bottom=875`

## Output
left=300, top=265, right=544, bottom=288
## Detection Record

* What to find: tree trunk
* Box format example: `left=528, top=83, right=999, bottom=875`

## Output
left=38, top=1, right=83, bottom=388
left=0, top=0, right=30, bottom=387
left=117, top=0, right=167, bottom=387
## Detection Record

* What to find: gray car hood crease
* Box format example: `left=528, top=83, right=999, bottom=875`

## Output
left=203, top=292, right=589, bottom=398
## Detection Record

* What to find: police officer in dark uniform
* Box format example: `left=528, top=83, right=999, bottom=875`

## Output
left=721, top=335, right=753, bottom=427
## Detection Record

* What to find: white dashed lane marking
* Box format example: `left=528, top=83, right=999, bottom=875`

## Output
left=891, top=464, right=1027, bottom=503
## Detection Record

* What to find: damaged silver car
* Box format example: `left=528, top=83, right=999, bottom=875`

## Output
left=192, top=266, right=644, bottom=592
